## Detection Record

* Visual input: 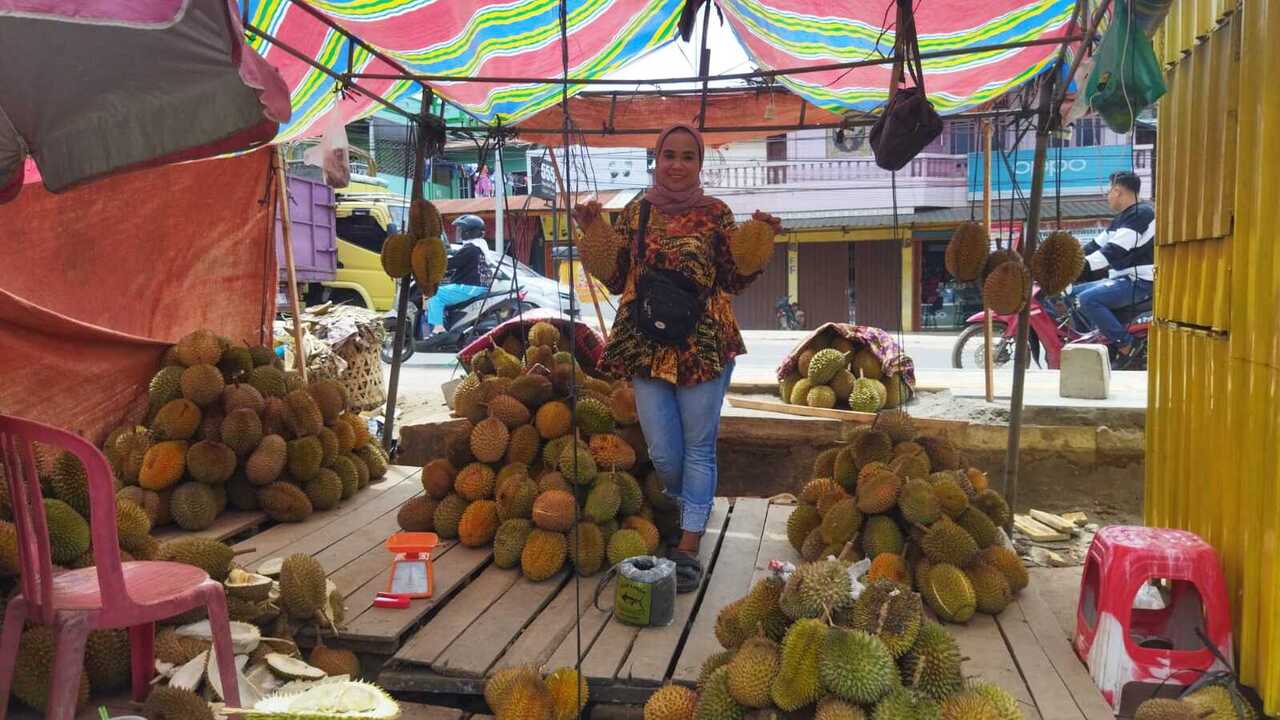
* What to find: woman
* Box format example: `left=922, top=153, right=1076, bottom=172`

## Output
left=573, top=124, right=780, bottom=591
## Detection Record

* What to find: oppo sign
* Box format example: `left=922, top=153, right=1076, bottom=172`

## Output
left=969, top=144, right=1134, bottom=194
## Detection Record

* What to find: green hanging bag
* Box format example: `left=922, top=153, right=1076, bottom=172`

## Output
left=1084, top=0, right=1167, bottom=133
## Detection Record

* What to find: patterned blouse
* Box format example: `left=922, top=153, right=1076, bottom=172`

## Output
left=598, top=197, right=761, bottom=386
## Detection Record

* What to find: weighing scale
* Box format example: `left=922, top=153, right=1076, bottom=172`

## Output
left=378, top=532, right=438, bottom=606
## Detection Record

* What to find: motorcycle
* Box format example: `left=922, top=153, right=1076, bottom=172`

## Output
left=381, top=276, right=547, bottom=362
left=776, top=296, right=805, bottom=330
left=951, top=285, right=1151, bottom=371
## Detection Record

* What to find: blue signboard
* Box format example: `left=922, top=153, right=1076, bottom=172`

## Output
left=967, top=144, right=1134, bottom=196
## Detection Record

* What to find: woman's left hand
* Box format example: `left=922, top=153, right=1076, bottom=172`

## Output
left=752, top=210, right=784, bottom=236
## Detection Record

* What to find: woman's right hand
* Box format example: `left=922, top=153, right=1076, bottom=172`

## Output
left=572, top=200, right=603, bottom=229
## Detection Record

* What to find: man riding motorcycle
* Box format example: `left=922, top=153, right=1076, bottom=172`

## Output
left=1071, top=170, right=1155, bottom=359
left=424, top=214, right=493, bottom=337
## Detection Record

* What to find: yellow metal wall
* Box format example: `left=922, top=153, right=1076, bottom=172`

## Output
left=1149, top=1, right=1280, bottom=712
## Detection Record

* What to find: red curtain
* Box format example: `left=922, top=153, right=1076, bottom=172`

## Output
left=0, top=150, right=277, bottom=443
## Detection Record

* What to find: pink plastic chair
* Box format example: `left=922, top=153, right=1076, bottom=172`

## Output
left=0, top=415, right=240, bottom=720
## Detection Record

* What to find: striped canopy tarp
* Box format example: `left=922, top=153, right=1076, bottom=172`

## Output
left=717, top=0, right=1077, bottom=116
left=245, top=0, right=1077, bottom=144
left=243, top=0, right=685, bottom=141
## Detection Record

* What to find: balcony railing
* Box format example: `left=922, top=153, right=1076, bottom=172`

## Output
left=703, top=154, right=968, bottom=189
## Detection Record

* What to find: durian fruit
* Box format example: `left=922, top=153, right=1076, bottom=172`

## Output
left=218, top=345, right=254, bottom=383
left=965, top=561, right=1013, bottom=615
left=528, top=321, right=561, bottom=349
left=807, top=385, right=838, bottom=409
left=821, top=498, right=863, bottom=545
left=699, top=650, right=737, bottom=693
left=917, top=436, right=960, bottom=472
left=496, top=475, right=538, bottom=521
left=830, top=369, right=856, bottom=404
left=851, top=577, right=922, bottom=659
left=726, top=636, right=780, bottom=708
left=919, top=517, right=980, bottom=567
left=157, top=536, right=234, bottom=581
left=330, top=454, right=360, bottom=500
left=813, top=448, right=840, bottom=478
left=432, top=493, right=469, bottom=539
left=149, top=365, right=186, bottom=410
left=49, top=451, right=90, bottom=516
left=780, top=376, right=800, bottom=404
left=153, top=399, right=202, bottom=441
left=972, top=489, right=1012, bottom=529
left=609, top=472, right=645, bottom=516
left=873, top=687, right=940, bottom=720
left=957, top=507, right=999, bottom=549
left=309, top=643, right=361, bottom=679
left=85, top=627, right=132, bottom=692
left=644, top=684, right=699, bottom=720
left=606, top=528, right=648, bottom=566
left=622, top=515, right=661, bottom=554
left=770, top=618, right=827, bottom=711
left=866, top=552, right=910, bottom=587
left=1032, top=230, right=1085, bottom=295
left=875, top=410, right=917, bottom=443
left=696, top=665, right=747, bottom=720
left=412, top=237, right=450, bottom=294
left=929, top=475, right=970, bottom=519
left=922, top=564, right=977, bottom=623
left=459, top=500, right=500, bottom=547
left=532, top=489, right=577, bottom=532
left=983, top=259, right=1032, bottom=315
left=175, top=329, right=223, bottom=367
left=967, top=681, right=1023, bottom=720
left=939, top=690, right=1005, bottom=720
left=0, top=520, right=20, bottom=575
left=13, top=625, right=91, bottom=712
left=187, top=440, right=237, bottom=485
left=729, top=219, right=776, bottom=275
left=303, top=468, right=344, bottom=511
left=589, top=433, right=637, bottom=471
left=898, top=477, right=942, bottom=525
left=249, top=365, right=289, bottom=399
left=380, top=233, right=417, bottom=278
left=488, top=394, right=532, bottom=430
left=421, top=459, right=456, bottom=500
left=258, top=481, right=314, bottom=523
left=900, top=621, right=964, bottom=700
left=490, top=346, right=523, bottom=379
left=284, top=390, right=325, bottom=437
left=521, top=528, right=568, bottom=581
left=786, top=504, right=822, bottom=553
left=45, top=498, right=91, bottom=564
left=567, top=521, right=606, bottom=576
left=170, top=482, right=219, bottom=530
left=779, top=558, right=853, bottom=621
left=495, top=519, right=534, bottom=570
left=854, top=430, right=894, bottom=469
left=820, top=626, right=897, bottom=705
left=882, top=373, right=910, bottom=410
left=558, top=440, right=598, bottom=485
left=808, top=349, right=850, bottom=385
left=574, top=396, right=616, bottom=435
left=1132, top=699, right=1205, bottom=720
left=471, top=416, right=510, bottom=464
left=286, top=436, right=324, bottom=482
left=246, top=434, right=287, bottom=486
left=862, top=515, right=905, bottom=561
left=279, top=553, right=327, bottom=620
left=222, top=407, right=265, bottom=457
left=611, top=385, right=639, bottom=425
left=857, top=468, right=903, bottom=515
left=980, top=545, right=1029, bottom=594
left=797, top=350, right=816, bottom=378
left=535, top=400, right=573, bottom=440
left=181, top=364, right=226, bottom=407
left=356, top=441, right=390, bottom=480
left=890, top=442, right=932, bottom=479
left=397, top=496, right=438, bottom=532
left=851, top=349, right=883, bottom=380
left=944, top=220, right=990, bottom=282
left=849, top=373, right=887, bottom=413
left=789, top=377, right=815, bottom=406
left=410, top=198, right=445, bottom=239
left=545, top=666, right=589, bottom=720
left=585, top=479, right=622, bottom=523
left=143, top=685, right=214, bottom=720
left=455, top=462, right=497, bottom=502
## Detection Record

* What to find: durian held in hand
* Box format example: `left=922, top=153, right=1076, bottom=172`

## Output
left=569, top=201, right=784, bottom=281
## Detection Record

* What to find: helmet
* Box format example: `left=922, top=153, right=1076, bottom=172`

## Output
left=452, top=214, right=486, bottom=241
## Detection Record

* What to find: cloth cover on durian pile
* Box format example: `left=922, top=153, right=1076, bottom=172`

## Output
left=456, top=309, right=607, bottom=374
left=775, top=322, right=917, bottom=390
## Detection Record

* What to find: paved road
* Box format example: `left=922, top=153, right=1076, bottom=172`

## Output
left=400, top=330, right=961, bottom=371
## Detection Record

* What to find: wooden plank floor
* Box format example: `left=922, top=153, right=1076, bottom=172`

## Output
left=380, top=500, right=1115, bottom=718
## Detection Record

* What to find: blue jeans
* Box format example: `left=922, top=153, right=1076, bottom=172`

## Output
left=1074, top=276, right=1153, bottom=345
left=632, top=361, right=735, bottom=534
left=425, top=284, right=487, bottom=330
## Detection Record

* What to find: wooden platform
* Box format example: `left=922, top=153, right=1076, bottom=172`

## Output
left=377, top=499, right=1113, bottom=718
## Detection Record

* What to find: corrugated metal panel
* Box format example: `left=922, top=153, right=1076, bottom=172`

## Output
left=1157, top=0, right=1238, bottom=65
left=1149, top=3, right=1280, bottom=714
left=799, top=242, right=853, bottom=327
left=731, top=244, right=789, bottom=330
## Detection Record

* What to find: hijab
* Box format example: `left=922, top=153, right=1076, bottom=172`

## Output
left=644, top=123, right=717, bottom=215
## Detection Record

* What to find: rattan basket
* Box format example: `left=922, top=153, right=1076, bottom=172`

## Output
left=334, top=335, right=386, bottom=412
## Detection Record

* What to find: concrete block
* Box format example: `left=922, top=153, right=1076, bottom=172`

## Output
left=1060, top=344, right=1111, bottom=399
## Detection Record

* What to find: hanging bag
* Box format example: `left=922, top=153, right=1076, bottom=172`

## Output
left=869, top=0, right=944, bottom=171
left=1085, top=0, right=1167, bottom=133
left=630, top=201, right=709, bottom=345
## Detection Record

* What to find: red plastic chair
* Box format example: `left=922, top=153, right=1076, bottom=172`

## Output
left=0, top=415, right=240, bottom=720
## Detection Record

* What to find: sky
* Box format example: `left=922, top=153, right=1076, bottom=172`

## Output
left=601, top=10, right=753, bottom=90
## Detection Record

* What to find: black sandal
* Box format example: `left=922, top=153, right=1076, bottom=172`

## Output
left=669, top=548, right=703, bottom=594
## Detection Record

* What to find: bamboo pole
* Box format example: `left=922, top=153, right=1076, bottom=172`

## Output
left=545, top=146, right=609, bottom=340
left=982, top=119, right=995, bottom=403
left=273, top=146, right=308, bottom=382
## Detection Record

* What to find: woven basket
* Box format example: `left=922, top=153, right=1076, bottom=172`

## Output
left=334, top=338, right=385, bottom=412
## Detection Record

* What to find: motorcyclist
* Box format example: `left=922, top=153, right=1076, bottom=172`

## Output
left=424, top=214, right=492, bottom=337
left=1071, top=171, right=1154, bottom=358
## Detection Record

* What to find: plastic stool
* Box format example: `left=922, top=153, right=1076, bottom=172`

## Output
left=1074, top=526, right=1234, bottom=712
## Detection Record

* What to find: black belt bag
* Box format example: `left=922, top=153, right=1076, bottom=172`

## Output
left=630, top=200, right=707, bottom=345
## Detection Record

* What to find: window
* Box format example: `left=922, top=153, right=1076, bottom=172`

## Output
left=1073, top=117, right=1103, bottom=147
left=948, top=120, right=978, bottom=154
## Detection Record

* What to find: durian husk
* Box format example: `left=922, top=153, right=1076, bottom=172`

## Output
left=1031, top=230, right=1086, bottom=295
left=730, top=220, right=776, bottom=275
left=944, top=220, right=990, bottom=281
left=983, top=259, right=1032, bottom=315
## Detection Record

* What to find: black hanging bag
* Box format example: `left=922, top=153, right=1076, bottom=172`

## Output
left=630, top=201, right=708, bottom=345
left=869, top=0, right=944, bottom=171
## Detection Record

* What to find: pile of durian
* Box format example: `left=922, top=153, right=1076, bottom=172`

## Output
left=1134, top=680, right=1259, bottom=719
left=401, top=320, right=673, bottom=583
left=379, top=199, right=449, bottom=296
left=482, top=665, right=589, bottom=720
left=641, top=558, right=1023, bottom=719
left=787, top=414, right=1026, bottom=625
left=779, top=335, right=911, bottom=413
left=108, top=327, right=390, bottom=533
left=944, top=220, right=1085, bottom=314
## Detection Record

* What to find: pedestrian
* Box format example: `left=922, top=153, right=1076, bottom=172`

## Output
left=473, top=164, right=493, bottom=198
left=572, top=123, right=781, bottom=592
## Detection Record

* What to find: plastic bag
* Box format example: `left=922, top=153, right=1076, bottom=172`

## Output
left=303, top=106, right=350, bottom=188
left=1084, top=0, right=1167, bottom=133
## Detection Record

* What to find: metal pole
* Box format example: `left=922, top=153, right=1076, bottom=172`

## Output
left=982, top=119, right=995, bottom=403
left=546, top=147, right=609, bottom=340
left=274, top=146, right=308, bottom=382
left=696, top=0, right=712, bottom=130
left=382, top=99, right=432, bottom=451
left=1003, top=71, right=1058, bottom=518
left=494, top=146, right=505, bottom=256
